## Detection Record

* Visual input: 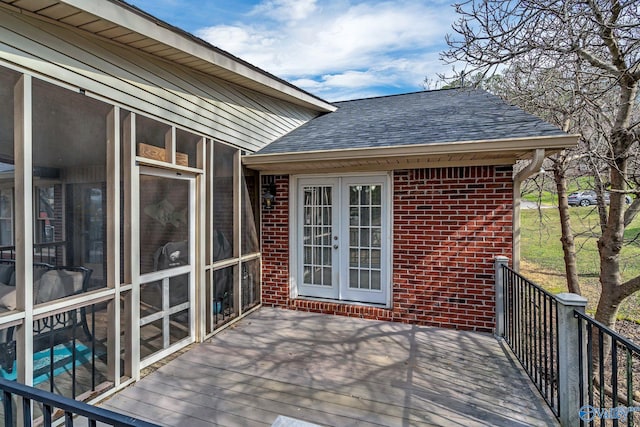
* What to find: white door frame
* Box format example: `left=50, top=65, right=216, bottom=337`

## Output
left=291, top=173, right=392, bottom=306
left=138, top=166, right=196, bottom=367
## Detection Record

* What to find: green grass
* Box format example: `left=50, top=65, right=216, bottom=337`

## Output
left=521, top=176, right=599, bottom=206
left=522, top=192, right=558, bottom=205
left=520, top=206, right=640, bottom=321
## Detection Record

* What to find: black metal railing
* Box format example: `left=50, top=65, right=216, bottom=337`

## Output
left=0, top=241, right=67, bottom=264
left=1, top=302, right=107, bottom=403
left=502, top=265, right=560, bottom=416
left=211, top=267, right=235, bottom=328
left=0, top=377, right=159, bottom=427
left=575, top=311, right=640, bottom=426
left=35, top=303, right=102, bottom=399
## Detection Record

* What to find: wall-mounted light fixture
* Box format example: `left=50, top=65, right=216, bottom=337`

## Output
left=262, top=176, right=276, bottom=209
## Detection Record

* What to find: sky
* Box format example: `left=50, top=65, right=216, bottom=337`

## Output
left=126, top=0, right=460, bottom=102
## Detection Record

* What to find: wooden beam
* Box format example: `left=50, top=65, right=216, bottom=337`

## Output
left=15, top=73, right=34, bottom=387
left=123, top=112, right=141, bottom=380
left=195, top=138, right=206, bottom=341
left=106, top=106, right=121, bottom=385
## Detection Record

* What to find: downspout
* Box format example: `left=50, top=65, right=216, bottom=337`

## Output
left=512, top=148, right=545, bottom=271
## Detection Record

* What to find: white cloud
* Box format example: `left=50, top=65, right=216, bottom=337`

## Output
left=321, top=70, right=387, bottom=89
left=195, top=0, right=457, bottom=100
left=250, top=0, right=317, bottom=22
left=288, top=51, right=454, bottom=101
left=198, top=25, right=276, bottom=55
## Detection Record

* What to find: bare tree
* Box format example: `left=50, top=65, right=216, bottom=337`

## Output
left=490, top=62, right=589, bottom=296
left=442, top=0, right=640, bottom=330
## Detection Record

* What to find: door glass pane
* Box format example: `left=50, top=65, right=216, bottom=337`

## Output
left=348, top=184, right=382, bottom=291
left=360, top=230, right=370, bottom=246
left=323, top=267, right=332, bottom=286
left=323, top=227, right=331, bottom=245
left=350, top=186, right=359, bottom=205
left=371, top=186, right=381, bottom=205
left=349, top=248, right=358, bottom=267
left=372, top=207, right=381, bottom=226
left=359, top=270, right=370, bottom=289
left=349, top=229, right=358, bottom=246
left=139, top=175, right=190, bottom=275
left=322, top=187, right=332, bottom=206
left=371, top=249, right=381, bottom=268
left=360, top=187, right=371, bottom=205
left=349, top=207, right=359, bottom=226
left=302, top=186, right=332, bottom=286
left=360, top=207, right=370, bottom=226
left=371, top=271, right=381, bottom=290
left=372, top=229, right=381, bottom=248
left=69, top=185, right=106, bottom=290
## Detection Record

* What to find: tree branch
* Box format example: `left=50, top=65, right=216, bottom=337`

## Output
left=574, top=48, right=621, bottom=77
left=617, top=275, right=640, bottom=301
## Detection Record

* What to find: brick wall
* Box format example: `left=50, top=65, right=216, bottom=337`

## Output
left=261, top=176, right=291, bottom=306
left=260, top=166, right=513, bottom=333
left=392, top=166, right=512, bottom=332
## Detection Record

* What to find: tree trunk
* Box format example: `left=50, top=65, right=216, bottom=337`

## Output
left=594, top=288, right=621, bottom=330
left=553, top=161, right=581, bottom=295
left=595, top=128, right=632, bottom=330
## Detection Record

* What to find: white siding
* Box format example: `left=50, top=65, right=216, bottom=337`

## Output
left=0, top=6, right=319, bottom=151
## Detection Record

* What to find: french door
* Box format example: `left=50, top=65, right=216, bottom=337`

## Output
left=297, top=175, right=389, bottom=305
left=138, top=168, right=195, bottom=362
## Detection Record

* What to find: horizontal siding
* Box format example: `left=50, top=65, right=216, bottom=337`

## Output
left=0, top=6, right=319, bottom=151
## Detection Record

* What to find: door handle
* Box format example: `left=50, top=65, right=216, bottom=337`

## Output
left=333, top=244, right=338, bottom=249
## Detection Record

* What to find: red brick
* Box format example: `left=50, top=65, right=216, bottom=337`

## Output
left=260, top=167, right=513, bottom=333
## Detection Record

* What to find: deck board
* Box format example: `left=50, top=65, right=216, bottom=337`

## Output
left=100, top=308, right=558, bottom=426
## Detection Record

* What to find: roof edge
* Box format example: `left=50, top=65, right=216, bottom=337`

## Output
left=57, top=0, right=335, bottom=112
left=243, top=134, right=581, bottom=166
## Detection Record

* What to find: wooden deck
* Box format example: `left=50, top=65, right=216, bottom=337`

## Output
left=100, top=307, right=558, bottom=426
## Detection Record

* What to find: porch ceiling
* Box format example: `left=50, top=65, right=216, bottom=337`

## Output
left=242, top=135, right=579, bottom=174
left=0, top=0, right=335, bottom=112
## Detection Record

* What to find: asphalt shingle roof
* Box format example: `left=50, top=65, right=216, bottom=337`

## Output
left=255, top=88, right=566, bottom=155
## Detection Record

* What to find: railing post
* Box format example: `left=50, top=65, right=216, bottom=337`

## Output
left=556, top=292, right=588, bottom=427
left=494, top=256, right=509, bottom=338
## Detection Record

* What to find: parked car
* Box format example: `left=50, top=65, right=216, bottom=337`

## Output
left=568, top=190, right=632, bottom=206
left=604, top=192, right=633, bottom=205
left=568, top=190, right=598, bottom=206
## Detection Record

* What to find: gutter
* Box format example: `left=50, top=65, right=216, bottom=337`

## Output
left=512, top=148, right=546, bottom=271
left=243, top=135, right=577, bottom=169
